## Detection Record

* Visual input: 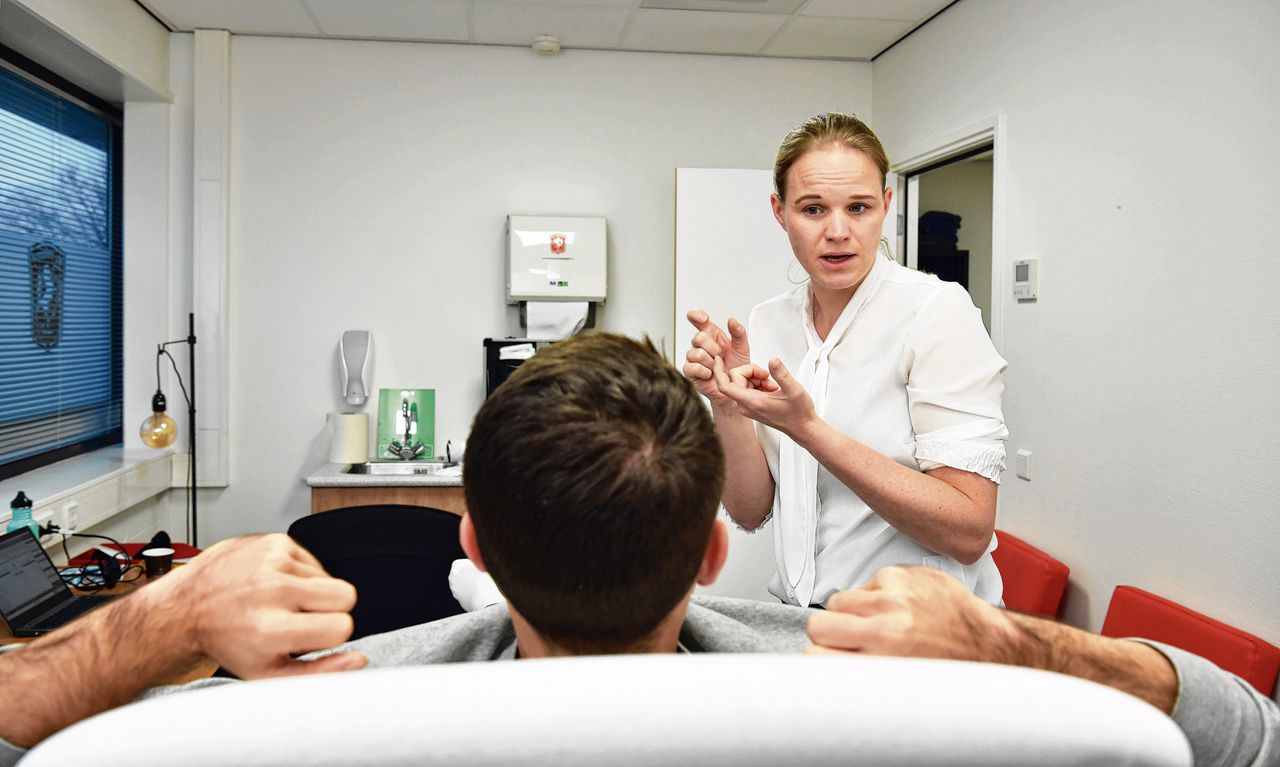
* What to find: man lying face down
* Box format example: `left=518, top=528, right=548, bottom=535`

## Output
left=344, top=332, right=811, bottom=663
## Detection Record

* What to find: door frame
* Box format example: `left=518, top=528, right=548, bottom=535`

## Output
left=892, top=114, right=1008, bottom=352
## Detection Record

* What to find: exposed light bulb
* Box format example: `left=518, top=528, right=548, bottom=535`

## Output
left=140, top=390, right=178, bottom=448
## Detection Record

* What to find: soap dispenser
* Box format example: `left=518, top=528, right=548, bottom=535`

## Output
left=340, top=330, right=371, bottom=406
left=7, top=491, right=38, bottom=538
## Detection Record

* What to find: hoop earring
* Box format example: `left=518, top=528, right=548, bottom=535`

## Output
left=786, top=260, right=810, bottom=285
left=879, top=236, right=899, bottom=264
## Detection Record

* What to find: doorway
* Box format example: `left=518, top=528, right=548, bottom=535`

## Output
left=904, top=148, right=994, bottom=332
left=889, top=114, right=1006, bottom=348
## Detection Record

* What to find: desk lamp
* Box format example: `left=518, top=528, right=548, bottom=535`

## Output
left=139, top=313, right=198, bottom=546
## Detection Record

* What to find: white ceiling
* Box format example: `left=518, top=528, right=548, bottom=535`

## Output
left=133, top=0, right=954, bottom=61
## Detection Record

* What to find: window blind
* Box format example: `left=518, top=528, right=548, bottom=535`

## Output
left=0, top=59, right=122, bottom=480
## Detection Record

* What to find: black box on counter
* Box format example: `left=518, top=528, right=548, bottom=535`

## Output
left=483, top=338, right=551, bottom=398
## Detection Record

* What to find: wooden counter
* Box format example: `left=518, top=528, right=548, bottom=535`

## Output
left=305, top=463, right=466, bottom=516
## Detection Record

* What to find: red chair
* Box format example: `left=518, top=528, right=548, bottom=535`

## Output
left=991, top=530, right=1069, bottom=617
left=1102, top=585, right=1280, bottom=696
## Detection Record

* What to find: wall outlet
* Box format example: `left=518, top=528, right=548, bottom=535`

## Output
left=61, top=500, right=79, bottom=532
left=1015, top=449, right=1032, bottom=481
left=33, top=511, right=55, bottom=540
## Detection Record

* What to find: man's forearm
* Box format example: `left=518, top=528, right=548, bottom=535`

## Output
left=1003, top=611, right=1179, bottom=714
left=0, top=533, right=362, bottom=755
left=0, top=585, right=200, bottom=748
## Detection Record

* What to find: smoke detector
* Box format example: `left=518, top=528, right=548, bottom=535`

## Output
left=531, top=35, right=561, bottom=55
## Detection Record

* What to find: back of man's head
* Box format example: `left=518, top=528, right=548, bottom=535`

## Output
left=464, top=333, right=724, bottom=654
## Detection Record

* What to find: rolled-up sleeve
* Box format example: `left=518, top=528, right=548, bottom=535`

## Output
left=903, top=283, right=1008, bottom=482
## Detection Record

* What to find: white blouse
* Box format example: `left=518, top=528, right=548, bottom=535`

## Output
left=747, top=254, right=1008, bottom=607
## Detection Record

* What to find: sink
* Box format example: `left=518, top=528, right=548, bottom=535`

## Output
left=344, top=461, right=455, bottom=476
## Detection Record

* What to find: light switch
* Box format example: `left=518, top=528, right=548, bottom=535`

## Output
left=1016, top=449, right=1032, bottom=481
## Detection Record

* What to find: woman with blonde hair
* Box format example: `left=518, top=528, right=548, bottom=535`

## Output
left=684, top=112, right=1007, bottom=608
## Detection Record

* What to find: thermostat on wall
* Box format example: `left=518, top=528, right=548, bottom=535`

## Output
left=1012, top=258, right=1039, bottom=300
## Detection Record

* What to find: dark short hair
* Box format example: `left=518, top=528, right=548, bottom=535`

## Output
left=464, top=333, right=724, bottom=653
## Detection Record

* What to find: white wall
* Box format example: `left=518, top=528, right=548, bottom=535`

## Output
left=193, top=37, right=871, bottom=539
left=119, top=36, right=196, bottom=542
left=874, top=0, right=1280, bottom=640
left=917, top=159, right=993, bottom=330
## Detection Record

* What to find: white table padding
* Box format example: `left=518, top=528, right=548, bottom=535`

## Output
left=26, top=653, right=1191, bottom=766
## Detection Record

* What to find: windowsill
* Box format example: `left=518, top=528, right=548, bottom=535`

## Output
left=0, top=447, right=174, bottom=542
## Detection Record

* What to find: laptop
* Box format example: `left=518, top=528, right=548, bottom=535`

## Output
left=0, top=528, right=115, bottom=637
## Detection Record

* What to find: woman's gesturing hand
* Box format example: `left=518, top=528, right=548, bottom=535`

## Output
left=683, top=309, right=751, bottom=409
left=714, top=355, right=818, bottom=440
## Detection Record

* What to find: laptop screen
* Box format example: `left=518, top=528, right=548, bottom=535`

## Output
left=0, top=530, right=67, bottom=619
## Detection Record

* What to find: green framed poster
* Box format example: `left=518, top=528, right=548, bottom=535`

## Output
left=376, top=388, right=435, bottom=461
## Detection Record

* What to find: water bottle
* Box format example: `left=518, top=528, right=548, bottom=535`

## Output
left=7, top=491, right=38, bottom=538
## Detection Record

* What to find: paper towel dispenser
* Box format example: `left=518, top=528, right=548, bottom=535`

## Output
left=506, top=215, right=607, bottom=304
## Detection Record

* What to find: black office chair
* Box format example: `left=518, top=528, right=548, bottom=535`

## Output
left=287, top=505, right=466, bottom=640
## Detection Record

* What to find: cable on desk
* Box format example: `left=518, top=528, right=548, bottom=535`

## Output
left=43, top=524, right=139, bottom=591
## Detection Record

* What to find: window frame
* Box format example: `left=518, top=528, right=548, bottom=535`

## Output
left=0, top=44, right=124, bottom=481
